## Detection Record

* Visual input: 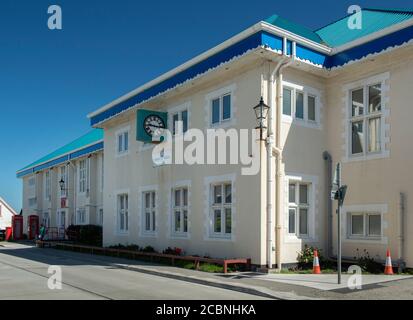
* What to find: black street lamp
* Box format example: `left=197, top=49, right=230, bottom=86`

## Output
left=59, top=178, right=65, bottom=192
left=254, top=97, right=270, bottom=141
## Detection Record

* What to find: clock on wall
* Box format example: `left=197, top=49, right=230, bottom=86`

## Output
left=143, top=114, right=166, bottom=137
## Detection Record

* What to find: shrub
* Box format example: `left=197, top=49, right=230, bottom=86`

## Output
left=163, top=247, right=183, bottom=256
left=297, top=245, right=328, bottom=270
left=141, top=246, right=156, bottom=253
left=67, top=225, right=102, bottom=247
left=354, top=249, right=382, bottom=274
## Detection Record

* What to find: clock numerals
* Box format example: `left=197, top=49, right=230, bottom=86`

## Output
left=143, top=115, right=165, bottom=137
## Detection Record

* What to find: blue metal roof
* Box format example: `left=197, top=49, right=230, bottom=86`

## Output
left=316, top=8, right=413, bottom=47
left=17, top=129, right=104, bottom=178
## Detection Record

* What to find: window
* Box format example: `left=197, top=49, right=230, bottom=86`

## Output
left=172, top=187, right=189, bottom=235
left=350, top=84, right=382, bottom=156
left=117, top=130, right=129, bottom=154
left=288, top=182, right=310, bottom=237
left=45, top=171, right=51, bottom=201
left=348, top=212, right=382, bottom=239
left=282, top=84, right=319, bottom=124
left=77, top=208, right=86, bottom=225
left=43, top=212, right=50, bottom=228
left=60, top=166, right=67, bottom=197
left=28, top=197, right=37, bottom=207
left=98, top=209, right=103, bottom=226
left=28, top=177, right=36, bottom=187
left=211, top=93, right=232, bottom=125
left=79, top=160, right=87, bottom=193
left=118, top=194, right=129, bottom=232
left=210, top=183, right=232, bottom=237
left=143, top=191, right=156, bottom=233
left=171, top=110, right=189, bottom=135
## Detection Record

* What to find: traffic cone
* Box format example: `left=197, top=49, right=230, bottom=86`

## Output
left=313, top=249, right=321, bottom=274
left=384, top=249, right=394, bottom=275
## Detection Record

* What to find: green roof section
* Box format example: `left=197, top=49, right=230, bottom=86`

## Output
left=265, top=14, right=324, bottom=44
left=315, top=8, right=413, bottom=47
left=18, top=129, right=104, bottom=173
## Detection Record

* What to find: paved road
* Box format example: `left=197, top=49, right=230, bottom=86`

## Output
left=0, top=242, right=269, bottom=300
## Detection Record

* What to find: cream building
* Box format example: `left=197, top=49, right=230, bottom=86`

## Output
left=17, top=130, right=104, bottom=238
left=18, top=8, right=413, bottom=269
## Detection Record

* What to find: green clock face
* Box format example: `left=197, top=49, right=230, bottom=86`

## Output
left=143, top=115, right=166, bottom=137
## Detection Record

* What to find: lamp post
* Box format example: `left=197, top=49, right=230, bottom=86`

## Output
left=254, top=97, right=270, bottom=141
left=59, top=178, right=66, bottom=192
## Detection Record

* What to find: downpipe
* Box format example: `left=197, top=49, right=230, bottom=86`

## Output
left=323, top=151, right=333, bottom=259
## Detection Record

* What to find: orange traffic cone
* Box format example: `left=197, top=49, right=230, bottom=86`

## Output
left=384, top=249, right=394, bottom=275
left=313, top=249, right=321, bottom=274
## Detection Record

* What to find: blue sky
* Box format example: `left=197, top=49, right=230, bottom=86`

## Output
left=0, top=0, right=410, bottom=210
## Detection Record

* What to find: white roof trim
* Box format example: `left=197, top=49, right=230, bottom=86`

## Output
left=0, top=197, right=18, bottom=216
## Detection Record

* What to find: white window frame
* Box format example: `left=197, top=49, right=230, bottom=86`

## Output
left=76, top=207, right=87, bottom=225
left=116, top=126, right=130, bottom=156
left=287, top=181, right=310, bottom=238
left=28, top=197, right=37, bottom=208
left=168, top=102, right=190, bottom=136
left=44, top=171, right=51, bottom=201
left=205, top=84, right=236, bottom=129
left=209, top=182, right=233, bottom=239
left=348, top=212, right=382, bottom=240
left=117, top=194, right=129, bottom=233
left=282, top=81, right=321, bottom=127
left=142, top=191, right=157, bottom=235
left=28, top=176, right=36, bottom=188
left=98, top=208, right=103, bottom=226
left=343, top=72, right=389, bottom=162
left=171, top=186, right=190, bottom=238
left=78, top=159, right=87, bottom=194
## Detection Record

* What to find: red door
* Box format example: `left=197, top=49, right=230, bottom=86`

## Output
left=12, top=215, right=23, bottom=240
left=28, top=215, right=39, bottom=240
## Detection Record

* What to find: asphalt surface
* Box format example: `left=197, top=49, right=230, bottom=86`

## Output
left=0, top=242, right=269, bottom=300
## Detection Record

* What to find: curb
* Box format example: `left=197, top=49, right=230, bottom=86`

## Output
left=115, top=264, right=315, bottom=300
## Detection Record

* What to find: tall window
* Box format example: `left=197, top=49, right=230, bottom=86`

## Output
left=45, top=171, right=51, bottom=201
left=60, top=166, right=67, bottom=197
left=143, top=191, right=156, bottom=233
left=288, top=182, right=310, bottom=237
left=283, top=85, right=319, bottom=124
left=77, top=208, right=86, bottom=225
left=211, top=93, right=232, bottom=125
left=118, top=194, right=128, bottom=232
left=28, top=197, right=37, bottom=207
left=117, top=130, right=129, bottom=154
left=172, top=110, right=189, bottom=135
left=350, top=84, right=382, bottom=156
left=43, top=212, right=50, bottom=228
left=28, top=177, right=36, bottom=187
left=348, top=212, right=381, bottom=239
left=79, top=160, right=87, bottom=193
left=210, top=183, right=232, bottom=238
left=172, top=187, right=189, bottom=235
left=98, top=209, right=103, bottom=226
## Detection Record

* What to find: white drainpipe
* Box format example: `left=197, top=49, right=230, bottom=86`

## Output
left=266, top=42, right=296, bottom=270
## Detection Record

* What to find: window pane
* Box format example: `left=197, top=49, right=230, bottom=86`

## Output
left=152, top=211, right=156, bottom=231
left=173, top=113, right=179, bottom=135
left=299, top=209, right=308, bottom=235
left=351, top=121, right=364, bottom=154
left=145, top=193, right=150, bottom=208
left=351, top=215, right=364, bottom=235
left=299, top=184, right=308, bottom=204
left=174, top=190, right=181, bottom=207
left=120, top=212, right=124, bottom=230
left=145, top=212, right=150, bottom=231
left=224, top=184, right=232, bottom=204
left=124, top=132, right=129, bottom=151
left=183, top=211, right=188, bottom=233
left=288, top=209, right=296, bottom=234
left=175, top=211, right=181, bottom=232
left=289, top=184, right=296, bottom=203
left=152, top=192, right=156, bottom=208
left=368, top=215, right=381, bottom=236
left=222, top=94, right=231, bottom=120
left=214, top=185, right=222, bottom=204
left=351, top=88, right=364, bottom=117
left=283, top=88, right=292, bottom=116
left=212, top=99, right=220, bottom=124
left=182, top=110, right=188, bottom=133
left=368, top=117, right=381, bottom=153
left=295, top=92, right=304, bottom=119
left=225, top=208, right=232, bottom=234
left=214, top=209, right=221, bottom=233
left=308, top=96, right=316, bottom=121
left=183, top=188, right=188, bottom=206
left=368, top=84, right=381, bottom=113
left=125, top=211, right=128, bottom=231
left=118, top=134, right=123, bottom=152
